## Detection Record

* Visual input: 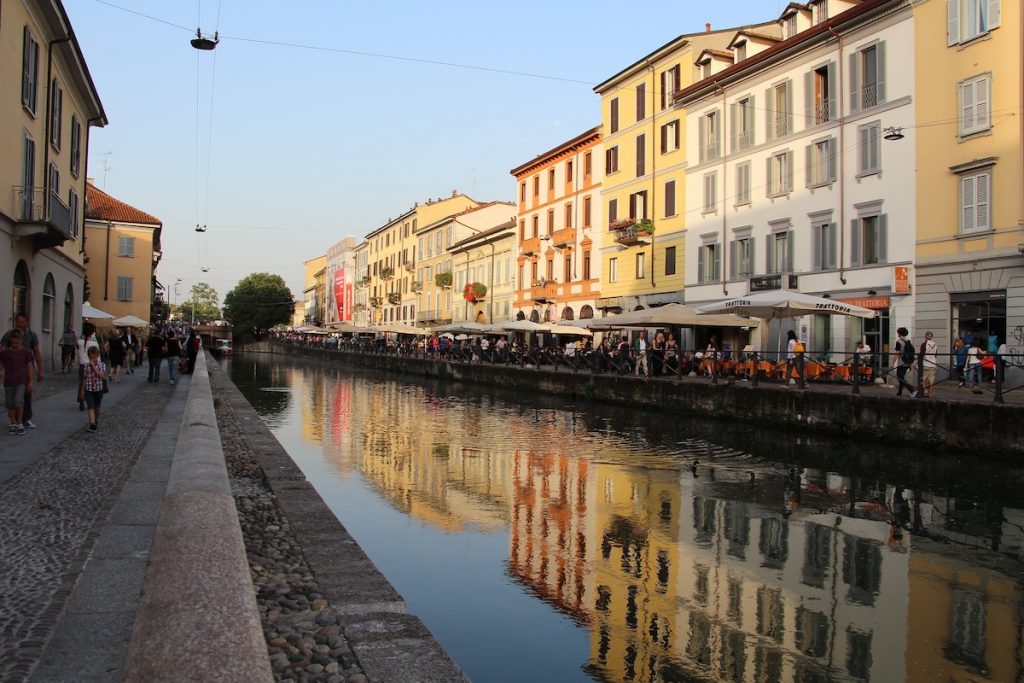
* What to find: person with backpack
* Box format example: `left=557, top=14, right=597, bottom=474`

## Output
left=894, top=327, right=917, bottom=397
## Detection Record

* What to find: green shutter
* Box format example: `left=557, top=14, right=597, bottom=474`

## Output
left=828, top=223, right=838, bottom=269
left=876, top=42, right=886, bottom=104
left=877, top=214, right=888, bottom=263
left=850, top=219, right=861, bottom=266
left=697, top=245, right=705, bottom=282
left=849, top=52, right=860, bottom=114
left=698, top=116, right=706, bottom=163
left=804, top=71, right=814, bottom=126
left=729, top=240, right=737, bottom=279
left=786, top=231, right=795, bottom=273
left=805, top=144, right=813, bottom=188
left=828, top=138, right=838, bottom=182
left=785, top=151, right=794, bottom=193
left=764, top=88, right=774, bottom=141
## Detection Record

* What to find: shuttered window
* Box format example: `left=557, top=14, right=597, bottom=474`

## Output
left=959, top=74, right=991, bottom=136
left=960, top=170, right=991, bottom=233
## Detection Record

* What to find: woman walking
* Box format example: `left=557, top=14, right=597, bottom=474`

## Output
left=966, top=337, right=984, bottom=395
left=105, top=328, right=127, bottom=383
left=83, top=345, right=107, bottom=433
left=165, top=330, right=182, bottom=385
left=77, top=323, right=99, bottom=411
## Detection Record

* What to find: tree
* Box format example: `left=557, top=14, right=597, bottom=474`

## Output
left=180, top=282, right=221, bottom=323
left=223, top=273, right=293, bottom=343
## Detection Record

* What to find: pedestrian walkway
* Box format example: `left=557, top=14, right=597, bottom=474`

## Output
left=0, top=368, right=185, bottom=682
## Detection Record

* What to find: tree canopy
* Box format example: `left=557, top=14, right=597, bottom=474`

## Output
left=178, top=282, right=221, bottom=323
left=223, top=273, right=294, bottom=342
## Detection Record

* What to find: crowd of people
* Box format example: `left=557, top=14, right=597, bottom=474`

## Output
left=0, top=314, right=203, bottom=435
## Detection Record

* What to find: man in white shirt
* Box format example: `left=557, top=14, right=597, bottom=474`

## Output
left=921, top=331, right=938, bottom=397
left=633, top=331, right=649, bottom=377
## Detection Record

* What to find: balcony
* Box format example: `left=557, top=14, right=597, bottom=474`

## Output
left=608, top=217, right=636, bottom=231
left=380, top=267, right=395, bottom=281
left=369, top=296, right=383, bottom=308
left=551, top=227, right=576, bottom=248
left=404, top=262, right=415, bottom=272
left=531, top=279, right=559, bottom=304
left=416, top=309, right=450, bottom=324
left=13, top=186, right=73, bottom=250
left=357, top=275, right=370, bottom=288
left=615, top=221, right=653, bottom=247
left=411, top=280, right=423, bottom=292
left=387, top=292, right=401, bottom=305
left=521, top=236, right=542, bottom=256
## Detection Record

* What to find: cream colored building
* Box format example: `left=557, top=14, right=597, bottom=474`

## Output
left=450, top=219, right=517, bottom=324
left=83, top=182, right=162, bottom=326
left=302, top=254, right=326, bottom=326
left=1, top=0, right=106, bottom=368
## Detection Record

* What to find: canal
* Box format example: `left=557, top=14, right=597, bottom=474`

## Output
left=229, top=354, right=1024, bottom=683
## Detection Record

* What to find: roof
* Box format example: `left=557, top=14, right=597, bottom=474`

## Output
left=509, top=126, right=601, bottom=177
left=675, top=0, right=897, bottom=105
left=449, top=220, right=516, bottom=250
left=696, top=49, right=734, bottom=62
left=85, top=183, right=161, bottom=226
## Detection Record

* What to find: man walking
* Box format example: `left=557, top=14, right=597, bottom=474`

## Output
left=633, top=330, right=650, bottom=377
left=146, top=328, right=165, bottom=383
left=1, top=313, right=42, bottom=428
left=894, top=327, right=917, bottom=397
left=920, top=331, right=938, bottom=397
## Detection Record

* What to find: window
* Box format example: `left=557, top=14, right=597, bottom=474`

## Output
left=851, top=214, right=888, bottom=265
left=548, top=168, right=555, bottom=190
left=850, top=42, right=886, bottom=112
left=730, top=236, right=755, bottom=278
left=532, top=215, right=539, bottom=237
left=703, top=172, right=717, bottom=213
left=635, top=134, right=646, bottom=177
left=731, top=96, right=755, bottom=151
left=69, top=188, right=79, bottom=238
left=959, top=74, right=991, bottom=136
left=564, top=255, right=572, bottom=282
left=629, top=191, right=647, bottom=220
left=564, top=203, right=573, bottom=228
left=766, top=151, right=793, bottom=196
left=635, top=82, right=646, bottom=121
left=807, top=62, right=836, bottom=124
left=116, top=276, right=134, bottom=302
left=735, top=162, right=751, bottom=206
left=812, top=221, right=838, bottom=270
left=699, top=110, right=721, bottom=161
left=49, top=79, right=62, bottom=149
left=22, top=27, right=40, bottom=115
left=857, top=123, right=881, bottom=175
left=608, top=198, right=618, bottom=223
left=766, top=81, right=792, bottom=139
left=698, top=243, right=721, bottom=283
left=610, top=97, right=619, bottom=134
left=784, top=13, right=798, bottom=38
left=520, top=183, right=526, bottom=203
left=948, top=0, right=1001, bottom=46
left=533, top=176, right=539, bottom=196
left=70, top=116, right=82, bottom=177
left=547, top=259, right=554, bottom=281
left=583, top=196, right=592, bottom=227
left=806, top=137, right=837, bottom=187
left=660, top=119, right=680, bottom=153
left=531, top=261, right=539, bottom=284
left=636, top=253, right=645, bottom=279
left=664, top=180, right=676, bottom=217
left=606, top=146, right=619, bottom=174
left=608, top=257, right=618, bottom=283
left=661, top=64, right=680, bottom=109
left=519, top=219, right=526, bottom=241
left=583, top=252, right=591, bottom=280
left=49, top=163, right=59, bottom=197
left=22, top=134, right=35, bottom=220
left=813, top=1, right=829, bottom=24
left=766, top=230, right=794, bottom=273
left=584, top=152, right=592, bottom=178
left=735, top=41, right=747, bottom=62
left=960, top=170, right=991, bottom=233
left=665, top=246, right=676, bottom=276
left=546, top=209, right=554, bottom=234
left=566, top=160, right=573, bottom=186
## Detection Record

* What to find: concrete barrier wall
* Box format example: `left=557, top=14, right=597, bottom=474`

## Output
left=122, top=353, right=272, bottom=682
left=280, top=346, right=1024, bottom=457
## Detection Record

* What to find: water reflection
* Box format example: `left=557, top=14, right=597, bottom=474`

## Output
left=231, top=356, right=1024, bottom=683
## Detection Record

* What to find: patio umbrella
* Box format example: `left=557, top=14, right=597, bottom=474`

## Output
left=695, top=290, right=876, bottom=320
left=586, top=303, right=752, bottom=330
left=82, top=302, right=114, bottom=320
left=490, top=319, right=547, bottom=333
left=112, top=314, right=149, bottom=327
left=380, top=323, right=430, bottom=336
left=433, top=321, right=492, bottom=334
left=543, top=323, right=593, bottom=337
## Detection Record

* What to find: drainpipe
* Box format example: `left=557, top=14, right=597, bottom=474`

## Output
left=829, top=26, right=848, bottom=285
left=644, top=58, right=658, bottom=291
left=717, top=79, right=729, bottom=295
left=43, top=37, right=72, bottom=204
left=81, top=117, right=103, bottom=254
left=103, top=220, right=112, bottom=300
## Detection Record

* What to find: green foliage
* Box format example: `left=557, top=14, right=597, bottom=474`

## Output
left=435, top=271, right=453, bottom=288
left=179, top=281, right=221, bottom=323
left=223, top=272, right=294, bottom=343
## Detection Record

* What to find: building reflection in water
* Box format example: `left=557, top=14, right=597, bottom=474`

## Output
left=242, top=360, right=1024, bottom=683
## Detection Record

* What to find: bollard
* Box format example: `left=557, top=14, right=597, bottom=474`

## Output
left=995, top=353, right=1004, bottom=403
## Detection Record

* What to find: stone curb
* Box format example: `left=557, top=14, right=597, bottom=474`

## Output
left=122, top=353, right=272, bottom=682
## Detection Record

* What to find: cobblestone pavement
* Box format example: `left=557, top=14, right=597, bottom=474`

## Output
left=0, top=382, right=172, bottom=682
left=215, top=377, right=368, bottom=683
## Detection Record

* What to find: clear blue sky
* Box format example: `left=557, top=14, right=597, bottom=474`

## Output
left=65, top=0, right=783, bottom=302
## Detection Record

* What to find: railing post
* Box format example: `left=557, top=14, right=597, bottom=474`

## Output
left=852, top=351, right=860, bottom=395
left=916, top=355, right=925, bottom=398
left=752, top=352, right=759, bottom=387
left=994, top=353, right=1004, bottom=404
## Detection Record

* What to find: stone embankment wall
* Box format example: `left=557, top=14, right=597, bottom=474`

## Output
left=275, top=345, right=1024, bottom=457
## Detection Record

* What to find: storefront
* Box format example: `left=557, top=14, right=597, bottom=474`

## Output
left=951, top=290, right=1006, bottom=352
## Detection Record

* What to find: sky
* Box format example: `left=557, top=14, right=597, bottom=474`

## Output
left=64, top=0, right=787, bottom=304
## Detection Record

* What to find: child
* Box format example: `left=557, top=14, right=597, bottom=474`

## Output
left=0, top=329, right=34, bottom=435
left=83, top=345, right=107, bottom=433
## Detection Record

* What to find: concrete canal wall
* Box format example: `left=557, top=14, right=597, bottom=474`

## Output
left=270, top=345, right=1024, bottom=457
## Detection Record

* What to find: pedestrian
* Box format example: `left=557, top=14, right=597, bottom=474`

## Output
left=651, top=331, right=665, bottom=376
left=784, top=330, right=805, bottom=387
left=164, top=330, right=182, bottom=385
left=185, top=329, right=200, bottom=374
left=105, top=328, right=127, bottom=383
left=60, top=325, right=77, bottom=373
left=82, top=345, right=107, bottom=433
left=146, top=327, right=166, bottom=383
left=77, top=322, right=100, bottom=411
left=1, top=313, right=42, bottom=428
left=894, top=327, right=917, bottom=397
left=953, top=337, right=968, bottom=387
left=705, top=335, right=720, bottom=378
left=0, top=329, right=34, bottom=435
left=920, top=331, right=938, bottom=397
left=966, top=337, right=984, bottom=394
left=633, top=330, right=650, bottom=377
left=123, top=328, right=137, bottom=374
left=665, top=333, right=679, bottom=375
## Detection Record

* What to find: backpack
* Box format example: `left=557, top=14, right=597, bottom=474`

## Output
left=899, top=339, right=915, bottom=365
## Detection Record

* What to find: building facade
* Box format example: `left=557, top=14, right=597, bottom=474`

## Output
left=450, top=220, right=517, bottom=324
left=511, top=127, right=603, bottom=324
left=913, top=0, right=1023, bottom=364
left=302, top=255, right=327, bottom=326
left=82, top=183, right=162, bottom=326
left=325, top=236, right=358, bottom=326
left=677, top=0, right=915, bottom=357
left=1, top=0, right=106, bottom=366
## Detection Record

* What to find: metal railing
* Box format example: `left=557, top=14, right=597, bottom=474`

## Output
left=13, top=186, right=72, bottom=238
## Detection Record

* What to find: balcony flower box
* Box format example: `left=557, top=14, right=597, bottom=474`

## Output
left=608, top=217, right=636, bottom=231
left=388, top=293, right=401, bottom=305
left=411, top=280, right=423, bottom=292
left=435, top=271, right=453, bottom=289
left=380, top=266, right=395, bottom=280
left=370, top=296, right=383, bottom=307
left=463, top=282, right=487, bottom=303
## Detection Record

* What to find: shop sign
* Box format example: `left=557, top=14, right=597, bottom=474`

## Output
left=838, top=296, right=891, bottom=310
left=893, top=266, right=911, bottom=294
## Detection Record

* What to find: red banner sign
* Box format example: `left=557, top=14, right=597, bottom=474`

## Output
left=333, top=269, right=347, bottom=321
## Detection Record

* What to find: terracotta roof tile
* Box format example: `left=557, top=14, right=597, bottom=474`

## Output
left=85, top=182, right=161, bottom=226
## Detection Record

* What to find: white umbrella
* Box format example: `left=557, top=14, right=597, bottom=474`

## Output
left=82, top=302, right=114, bottom=319
left=491, top=319, right=546, bottom=333
left=379, top=323, right=431, bottom=336
left=112, top=314, right=149, bottom=327
left=434, top=321, right=492, bottom=334
left=544, top=323, right=593, bottom=337
left=695, top=290, right=877, bottom=320
left=587, top=303, right=752, bottom=329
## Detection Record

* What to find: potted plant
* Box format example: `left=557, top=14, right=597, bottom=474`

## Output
left=463, top=282, right=487, bottom=303
left=608, top=217, right=636, bottom=231
left=380, top=266, right=394, bottom=280
left=435, top=271, right=453, bottom=288
left=635, top=220, right=654, bottom=236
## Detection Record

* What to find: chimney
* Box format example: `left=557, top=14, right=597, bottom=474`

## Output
left=705, top=23, right=711, bottom=33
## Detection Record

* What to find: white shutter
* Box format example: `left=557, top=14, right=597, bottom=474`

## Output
left=976, top=76, right=990, bottom=132
left=948, top=0, right=961, bottom=45
left=960, top=79, right=976, bottom=133
left=962, top=175, right=976, bottom=232
left=975, top=172, right=990, bottom=230
left=988, top=0, right=1001, bottom=29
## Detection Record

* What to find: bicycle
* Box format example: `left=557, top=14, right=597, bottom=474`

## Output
left=61, top=345, right=76, bottom=374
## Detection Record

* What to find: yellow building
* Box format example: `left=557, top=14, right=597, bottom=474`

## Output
left=302, top=254, right=326, bottom=326
left=593, top=24, right=771, bottom=314
left=450, top=219, right=517, bottom=324
left=353, top=240, right=370, bottom=327
left=1, top=0, right=106, bottom=367
left=511, top=127, right=602, bottom=324
left=914, top=0, right=1023, bottom=357
left=83, top=183, right=162, bottom=325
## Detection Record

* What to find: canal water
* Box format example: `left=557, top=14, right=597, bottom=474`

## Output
left=228, top=355, right=1024, bottom=683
